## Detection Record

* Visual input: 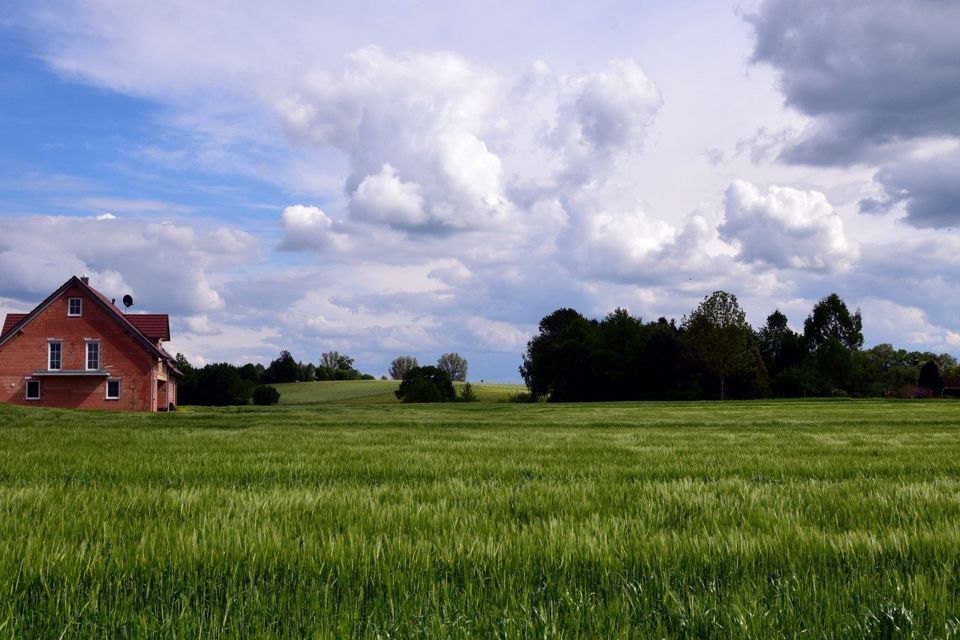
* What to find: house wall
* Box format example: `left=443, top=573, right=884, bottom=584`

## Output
left=0, top=285, right=156, bottom=411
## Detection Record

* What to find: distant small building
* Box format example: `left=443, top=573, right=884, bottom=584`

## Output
left=0, top=276, right=181, bottom=411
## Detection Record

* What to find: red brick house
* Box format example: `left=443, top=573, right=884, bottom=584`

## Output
left=0, top=276, right=181, bottom=411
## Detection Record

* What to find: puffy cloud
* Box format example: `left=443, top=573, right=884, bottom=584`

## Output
left=278, top=205, right=350, bottom=251
left=349, top=164, right=429, bottom=229
left=275, top=47, right=512, bottom=232
left=275, top=49, right=663, bottom=238
left=721, top=180, right=858, bottom=272
left=552, top=180, right=772, bottom=295
left=267, top=47, right=688, bottom=330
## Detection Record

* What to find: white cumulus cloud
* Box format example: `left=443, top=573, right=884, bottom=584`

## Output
left=721, top=180, right=858, bottom=272
left=278, top=205, right=350, bottom=251
left=349, top=164, right=429, bottom=228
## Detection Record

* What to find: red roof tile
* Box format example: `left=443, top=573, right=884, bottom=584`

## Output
left=1, top=313, right=27, bottom=339
left=126, top=314, right=171, bottom=341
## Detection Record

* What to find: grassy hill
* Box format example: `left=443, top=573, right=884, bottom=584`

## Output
left=272, top=379, right=400, bottom=404
left=271, top=379, right=526, bottom=405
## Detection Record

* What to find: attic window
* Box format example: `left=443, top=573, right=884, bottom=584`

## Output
left=67, top=298, right=82, bottom=317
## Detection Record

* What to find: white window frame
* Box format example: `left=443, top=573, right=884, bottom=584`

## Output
left=48, top=341, right=62, bottom=371
left=25, top=379, right=40, bottom=401
left=86, top=340, right=100, bottom=371
left=105, top=379, right=121, bottom=400
left=67, top=298, right=82, bottom=317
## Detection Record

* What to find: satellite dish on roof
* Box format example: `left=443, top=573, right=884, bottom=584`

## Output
left=122, top=294, right=134, bottom=310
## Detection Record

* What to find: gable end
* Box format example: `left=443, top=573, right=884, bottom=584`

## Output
left=0, top=277, right=179, bottom=377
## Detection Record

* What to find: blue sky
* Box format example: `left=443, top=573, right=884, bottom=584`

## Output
left=1, top=1, right=959, bottom=380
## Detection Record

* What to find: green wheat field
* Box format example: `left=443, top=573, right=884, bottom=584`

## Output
left=1, top=385, right=959, bottom=638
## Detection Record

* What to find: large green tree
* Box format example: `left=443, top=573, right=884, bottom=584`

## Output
left=758, top=310, right=803, bottom=373
left=682, top=291, right=758, bottom=400
left=757, top=310, right=807, bottom=396
left=803, top=293, right=863, bottom=352
left=593, top=308, right=646, bottom=400
left=520, top=308, right=596, bottom=401
left=642, top=318, right=688, bottom=398
left=263, top=350, right=300, bottom=383
left=803, top=294, right=863, bottom=392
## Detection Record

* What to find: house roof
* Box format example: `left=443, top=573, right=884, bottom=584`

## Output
left=0, top=314, right=26, bottom=339
left=0, top=276, right=181, bottom=377
left=80, top=285, right=171, bottom=341
left=125, top=314, right=171, bottom=342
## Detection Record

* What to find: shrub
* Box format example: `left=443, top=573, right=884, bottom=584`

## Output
left=395, top=366, right=456, bottom=403
left=252, top=385, right=281, bottom=406
left=458, top=382, right=478, bottom=402
left=902, top=385, right=933, bottom=399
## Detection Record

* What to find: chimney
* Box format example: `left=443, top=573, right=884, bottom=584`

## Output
left=80, top=276, right=90, bottom=285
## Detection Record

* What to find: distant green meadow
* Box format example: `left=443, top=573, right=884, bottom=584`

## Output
left=270, top=379, right=524, bottom=404
left=1, top=389, right=959, bottom=638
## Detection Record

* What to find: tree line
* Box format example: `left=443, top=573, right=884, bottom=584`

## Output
left=520, top=291, right=958, bottom=402
left=175, top=349, right=376, bottom=406
left=174, top=349, right=471, bottom=406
